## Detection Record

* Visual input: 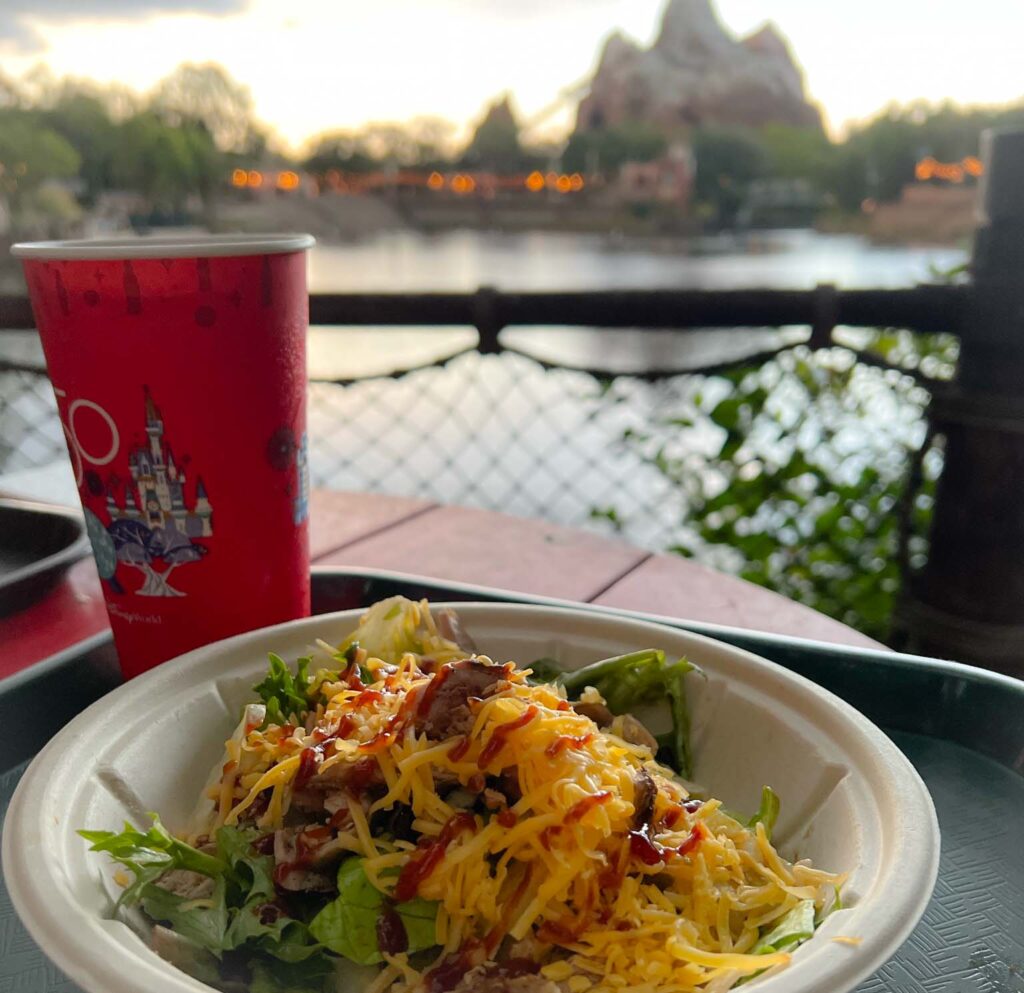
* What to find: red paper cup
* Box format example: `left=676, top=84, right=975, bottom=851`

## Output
left=12, top=234, right=315, bottom=678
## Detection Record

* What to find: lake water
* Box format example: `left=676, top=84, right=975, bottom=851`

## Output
left=307, top=228, right=964, bottom=293
left=1, top=229, right=965, bottom=551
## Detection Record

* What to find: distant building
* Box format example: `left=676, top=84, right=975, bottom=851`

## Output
left=618, top=142, right=694, bottom=206
left=110, top=387, right=213, bottom=538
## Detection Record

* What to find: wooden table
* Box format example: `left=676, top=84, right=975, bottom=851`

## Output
left=0, top=489, right=880, bottom=679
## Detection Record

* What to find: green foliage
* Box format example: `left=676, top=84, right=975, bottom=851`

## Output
left=692, top=127, right=769, bottom=224
left=462, top=96, right=523, bottom=171
left=109, top=111, right=221, bottom=210
left=150, top=62, right=261, bottom=155
left=621, top=337, right=953, bottom=643
left=839, top=100, right=1024, bottom=205
left=41, top=93, right=119, bottom=203
left=562, top=122, right=667, bottom=175
left=0, top=109, right=80, bottom=223
left=757, top=125, right=835, bottom=190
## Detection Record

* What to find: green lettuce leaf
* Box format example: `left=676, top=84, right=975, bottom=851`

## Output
left=78, top=814, right=226, bottom=908
left=215, top=825, right=276, bottom=903
left=253, top=653, right=313, bottom=726
left=309, top=858, right=439, bottom=965
left=141, top=876, right=230, bottom=954
left=249, top=956, right=335, bottom=993
left=748, top=786, right=781, bottom=839
left=549, top=649, right=695, bottom=777
left=755, top=899, right=816, bottom=954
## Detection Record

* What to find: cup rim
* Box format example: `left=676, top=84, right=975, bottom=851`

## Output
left=11, top=233, right=316, bottom=261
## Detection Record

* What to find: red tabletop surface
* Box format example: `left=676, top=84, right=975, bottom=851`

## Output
left=0, top=489, right=881, bottom=679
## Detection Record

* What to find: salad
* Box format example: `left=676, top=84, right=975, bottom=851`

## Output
left=82, top=597, right=844, bottom=993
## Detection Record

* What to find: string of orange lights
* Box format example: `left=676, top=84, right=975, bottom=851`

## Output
left=914, top=155, right=984, bottom=183
left=229, top=167, right=586, bottom=195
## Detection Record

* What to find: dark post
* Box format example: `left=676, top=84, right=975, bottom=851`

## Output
left=900, top=128, right=1024, bottom=677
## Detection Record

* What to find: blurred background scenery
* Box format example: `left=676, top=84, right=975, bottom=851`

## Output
left=1, top=0, right=1020, bottom=645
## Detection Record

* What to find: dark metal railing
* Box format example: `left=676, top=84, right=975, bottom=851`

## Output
left=2, top=128, right=1023, bottom=675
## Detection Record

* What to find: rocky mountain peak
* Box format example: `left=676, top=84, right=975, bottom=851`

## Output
left=575, top=0, right=820, bottom=134
left=654, top=0, right=734, bottom=60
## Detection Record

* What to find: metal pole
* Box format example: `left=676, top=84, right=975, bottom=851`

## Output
left=900, top=128, right=1024, bottom=677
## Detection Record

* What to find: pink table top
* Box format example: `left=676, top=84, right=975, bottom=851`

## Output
left=0, top=489, right=880, bottom=679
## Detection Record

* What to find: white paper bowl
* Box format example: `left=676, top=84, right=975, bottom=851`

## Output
left=2, top=604, right=939, bottom=993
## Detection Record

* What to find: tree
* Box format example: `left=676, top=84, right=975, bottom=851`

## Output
left=692, top=127, right=768, bottom=224
left=42, top=92, right=118, bottom=203
left=463, top=95, right=522, bottom=171
left=758, top=124, right=835, bottom=190
left=563, top=122, right=667, bottom=175
left=0, top=110, right=80, bottom=226
left=150, top=62, right=259, bottom=154
left=107, top=518, right=207, bottom=598
left=303, top=130, right=377, bottom=174
left=110, top=111, right=217, bottom=212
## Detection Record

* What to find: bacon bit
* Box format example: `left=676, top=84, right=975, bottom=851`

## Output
left=682, top=798, right=704, bottom=813
left=328, top=805, right=352, bottom=830
left=565, top=790, right=611, bottom=824
left=466, top=773, right=485, bottom=793
left=662, top=806, right=684, bottom=829
left=615, top=920, right=633, bottom=932
left=545, top=732, right=594, bottom=758
left=279, top=723, right=296, bottom=737
left=678, top=820, right=710, bottom=858
left=497, top=809, right=518, bottom=828
left=394, top=812, right=475, bottom=902
left=477, top=706, right=538, bottom=769
left=447, top=736, right=471, bottom=762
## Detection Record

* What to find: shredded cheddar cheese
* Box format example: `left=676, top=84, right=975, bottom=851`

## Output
left=188, top=598, right=844, bottom=993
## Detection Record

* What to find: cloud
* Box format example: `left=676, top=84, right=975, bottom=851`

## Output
left=0, top=0, right=249, bottom=52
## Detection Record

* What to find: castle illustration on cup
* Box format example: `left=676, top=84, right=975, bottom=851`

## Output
left=85, top=387, right=213, bottom=599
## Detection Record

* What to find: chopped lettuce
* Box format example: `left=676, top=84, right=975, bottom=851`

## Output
left=142, top=876, right=230, bottom=952
left=79, top=814, right=226, bottom=908
left=748, top=786, right=781, bottom=839
left=253, top=653, right=314, bottom=726
left=81, top=818, right=323, bottom=967
left=249, top=957, right=335, bottom=993
left=337, top=596, right=464, bottom=666
left=755, top=899, right=816, bottom=953
left=539, top=648, right=695, bottom=777
left=309, top=858, right=439, bottom=965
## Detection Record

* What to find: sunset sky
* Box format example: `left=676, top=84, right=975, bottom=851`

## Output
left=1, top=0, right=1020, bottom=150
